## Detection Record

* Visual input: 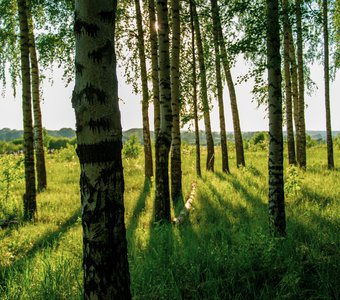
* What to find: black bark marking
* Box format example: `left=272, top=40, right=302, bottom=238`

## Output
left=75, top=62, right=84, bottom=76
left=88, top=40, right=113, bottom=64
left=76, top=140, right=122, bottom=165
left=88, top=117, right=111, bottom=133
left=268, top=132, right=281, bottom=145
left=99, top=10, right=115, bottom=24
left=73, top=83, right=107, bottom=106
left=74, top=14, right=99, bottom=38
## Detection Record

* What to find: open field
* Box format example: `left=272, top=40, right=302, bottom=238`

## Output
left=0, top=145, right=339, bottom=299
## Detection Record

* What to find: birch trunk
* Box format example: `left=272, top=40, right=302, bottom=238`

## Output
left=170, top=0, right=183, bottom=202
left=323, top=0, right=334, bottom=169
left=135, top=0, right=153, bottom=178
left=216, top=5, right=245, bottom=168
left=287, top=27, right=299, bottom=154
left=27, top=2, right=47, bottom=191
left=148, top=0, right=160, bottom=137
left=191, top=0, right=214, bottom=171
left=211, top=0, right=229, bottom=173
left=266, top=0, right=286, bottom=236
left=190, top=1, right=201, bottom=178
left=296, top=0, right=307, bottom=169
left=72, top=1, right=131, bottom=297
left=282, top=0, right=296, bottom=165
left=154, top=0, right=172, bottom=222
left=17, top=0, right=36, bottom=221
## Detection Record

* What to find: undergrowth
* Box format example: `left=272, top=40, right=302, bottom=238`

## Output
left=0, top=145, right=339, bottom=299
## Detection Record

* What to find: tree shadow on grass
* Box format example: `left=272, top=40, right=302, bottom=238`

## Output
left=215, top=171, right=267, bottom=212
left=215, top=171, right=339, bottom=298
left=202, top=178, right=251, bottom=227
left=214, top=170, right=227, bottom=181
left=126, top=177, right=152, bottom=236
left=298, top=185, right=335, bottom=208
left=285, top=214, right=340, bottom=299
left=129, top=181, right=203, bottom=299
left=291, top=185, right=340, bottom=233
left=0, top=207, right=81, bottom=288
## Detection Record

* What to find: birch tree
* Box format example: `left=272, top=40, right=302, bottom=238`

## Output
left=190, top=0, right=201, bottom=178
left=17, top=0, right=37, bottom=221
left=27, top=2, right=47, bottom=190
left=154, top=0, right=172, bottom=222
left=296, top=0, right=307, bottom=169
left=170, top=0, right=183, bottom=202
left=211, top=0, right=229, bottom=173
left=135, top=0, right=153, bottom=178
left=282, top=0, right=296, bottom=165
left=72, top=0, right=131, bottom=297
left=148, top=0, right=160, bottom=137
left=191, top=0, right=214, bottom=171
left=216, top=1, right=245, bottom=168
left=266, top=0, right=286, bottom=236
left=323, top=0, right=334, bottom=169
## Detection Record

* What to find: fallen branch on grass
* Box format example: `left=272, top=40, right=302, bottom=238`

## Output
left=172, top=182, right=197, bottom=225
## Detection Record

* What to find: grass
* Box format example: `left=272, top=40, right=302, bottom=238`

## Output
left=0, top=144, right=339, bottom=299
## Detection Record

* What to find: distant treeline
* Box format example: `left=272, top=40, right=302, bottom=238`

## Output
left=1, top=128, right=339, bottom=154
left=121, top=128, right=340, bottom=145
left=0, top=128, right=76, bottom=141
left=0, top=128, right=76, bottom=154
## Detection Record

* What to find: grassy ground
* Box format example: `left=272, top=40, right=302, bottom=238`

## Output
left=0, top=144, right=339, bottom=299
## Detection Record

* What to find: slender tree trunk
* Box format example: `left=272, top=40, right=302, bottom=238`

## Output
left=148, top=0, right=160, bottom=137
left=191, top=0, right=214, bottom=171
left=216, top=6, right=245, bottom=168
left=26, top=2, right=47, bottom=191
left=323, top=0, right=334, bottom=169
left=266, top=0, right=286, bottom=236
left=211, top=0, right=229, bottom=173
left=287, top=27, right=299, bottom=153
left=155, top=0, right=172, bottom=222
left=296, top=0, right=307, bottom=169
left=17, top=0, right=36, bottom=221
left=72, top=1, right=131, bottom=298
left=135, top=0, right=153, bottom=178
left=190, top=1, right=201, bottom=178
left=170, top=0, right=182, bottom=202
left=282, top=0, right=296, bottom=165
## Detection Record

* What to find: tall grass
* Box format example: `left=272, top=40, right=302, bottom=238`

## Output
left=0, top=144, right=339, bottom=299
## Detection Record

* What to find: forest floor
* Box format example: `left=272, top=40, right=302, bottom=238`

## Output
left=0, top=144, right=339, bottom=299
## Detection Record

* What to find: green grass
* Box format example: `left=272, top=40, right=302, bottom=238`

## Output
left=0, top=145, right=339, bottom=299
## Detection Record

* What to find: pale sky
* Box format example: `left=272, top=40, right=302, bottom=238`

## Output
left=0, top=61, right=339, bottom=132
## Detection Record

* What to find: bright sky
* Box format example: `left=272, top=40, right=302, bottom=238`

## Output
left=0, top=60, right=339, bottom=132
